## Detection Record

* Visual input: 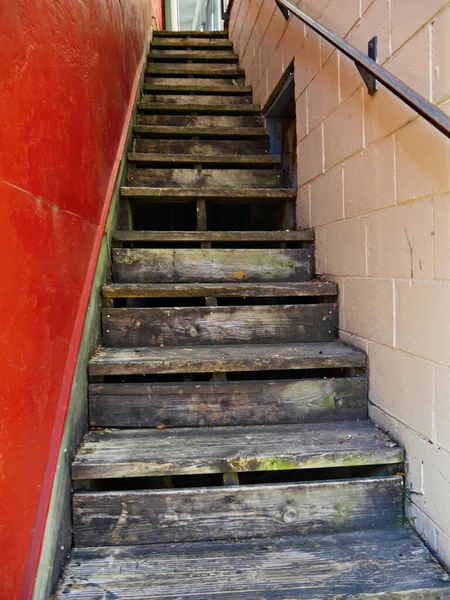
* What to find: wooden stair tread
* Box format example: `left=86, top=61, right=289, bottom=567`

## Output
left=153, top=30, right=229, bottom=38
left=150, top=39, right=233, bottom=49
left=120, top=187, right=296, bottom=199
left=128, top=153, right=279, bottom=166
left=72, top=421, right=403, bottom=479
left=145, top=65, right=245, bottom=76
left=54, top=527, right=450, bottom=599
left=138, top=102, right=261, bottom=113
left=142, top=84, right=251, bottom=94
left=112, top=230, right=312, bottom=242
left=89, top=341, right=366, bottom=376
left=134, top=125, right=265, bottom=136
left=102, top=281, right=334, bottom=298
left=148, top=50, right=238, bottom=61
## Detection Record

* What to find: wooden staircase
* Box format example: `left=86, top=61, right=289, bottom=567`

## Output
left=55, top=30, right=450, bottom=599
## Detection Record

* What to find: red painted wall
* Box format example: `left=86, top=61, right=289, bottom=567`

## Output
left=0, top=1, right=162, bottom=597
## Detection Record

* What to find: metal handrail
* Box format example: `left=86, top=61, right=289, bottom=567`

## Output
left=265, top=0, right=450, bottom=138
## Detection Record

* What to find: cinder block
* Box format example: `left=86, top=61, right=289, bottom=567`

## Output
left=297, top=123, right=324, bottom=184
left=435, top=366, right=450, bottom=451
left=314, top=224, right=327, bottom=274
left=342, top=277, right=394, bottom=345
left=344, top=136, right=396, bottom=218
left=326, top=219, right=367, bottom=276
left=391, top=0, right=447, bottom=53
left=307, top=51, right=339, bottom=131
left=310, top=164, right=343, bottom=226
left=294, top=31, right=321, bottom=97
left=324, top=87, right=364, bottom=169
left=296, top=90, right=308, bottom=141
left=321, top=0, right=361, bottom=38
left=368, top=342, right=435, bottom=439
left=433, top=193, right=450, bottom=280
left=347, top=0, right=391, bottom=64
left=396, top=280, right=450, bottom=365
left=433, top=5, right=450, bottom=103
left=366, top=200, right=434, bottom=278
left=364, top=86, right=417, bottom=146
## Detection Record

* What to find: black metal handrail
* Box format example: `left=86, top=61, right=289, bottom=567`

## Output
left=225, top=0, right=448, bottom=138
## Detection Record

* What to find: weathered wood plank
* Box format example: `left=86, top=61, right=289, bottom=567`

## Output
left=127, top=168, right=281, bottom=189
left=134, top=125, right=265, bottom=137
left=89, top=341, right=366, bottom=376
left=151, top=39, right=233, bottom=49
left=102, top=281, right=335, bottom=299
left=102, top=304, right=337, bottom=347
left=54, top=527, right=450, bottom=599
left=72, top=421, right=402, bottom=480
left=128, top=153, right=278, bottom=167
left=142, top=93, right=251, bottom=105
left=112, top=248, right=312, bottom=283
left=143, top=83, right=251, bottom=94
left=112, top=230, right=313, bottom=243
left=145, top=64, right=244, bottom=76
left=72, top=477, right=403, bottom=546
left=89, top=377, right=367, bottom=428
left=134, top=138, right=270, bottom=155
left=146, top=77, right=246, bottom=87
left=119, top=187, right=296, bottom=200
left=138, top=101, right=260, bottom=114
left=136, top=114, right=260, bottom=128
left=153, top=31, right=229, bottom=38
left=148, top=50, right=238, bottom=61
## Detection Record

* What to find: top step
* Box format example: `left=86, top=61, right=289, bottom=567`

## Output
left=151, top=39, right=233, bottom=49
left=153, top=31, right=229, bottom=38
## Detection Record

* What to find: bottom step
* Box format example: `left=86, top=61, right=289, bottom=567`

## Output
left=56, top=527, right=450, bottom=599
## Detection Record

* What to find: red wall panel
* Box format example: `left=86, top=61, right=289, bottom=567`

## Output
left=0, top=1, right=162, bottom=597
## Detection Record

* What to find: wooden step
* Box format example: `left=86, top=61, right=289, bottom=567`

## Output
left=133, top=125, right=266, bottom=138
left=89, top=341, right=366, bottom=376
left=138, top=101, right=261, bottom=114
left=72, top=477, right=403, bottom=546
left=146, top=76, right=246, bottom=87
left=146, top=64, right=244, bottom=76
left=148, top=50, right=238, bottom=62
left=136, top=114, right=261, bottom=127
left=102, top=303, right=338, bottom=347
left=103, top=281, right=332, bottom=299
left=89, top=376, right=367, bottom=428
left=143, top=83, right=251, bottom=95
left=142, top=93, right=251, bottom=105
left=151, top=39, right=233, bottom=49
left=153, top=31, right=229, bottom=38
left=127, top=168, right=281, bottom=189
left=128, top=153, right=278, bottom=167
left=73, top=421, right=402, bottom=480
left=55, top=527, right=450, bottom=598
left=112, top=230, right=313, bottom=243
left=134, top=138, right=270, bottom=155
left=112, top=248, right=312, bottom=283
left=120, top=187, right=296, bottom=200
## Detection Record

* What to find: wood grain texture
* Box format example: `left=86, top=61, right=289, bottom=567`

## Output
left=112, top=248, right=313, bottom=283
left=146, top=77, right=246, bottom=87
left=54, top=527, right=450, bottom=599
left=72, top=477, right=403, bottom=545
left=143, top=94, right=251, bottom=105
left=145, top=64, right=244, bottom=76
left=153, top=31, right=229, bottom=38
left=102, top=304, right=337, bottom=347
left=89, top=377, right=367, bottom=428
left=72, top=421, right=399, bottom=479
left=136, top=114, right=261, bottom=127
left=128, top=154, right=278, bottom=168
left=134, top=125, right=266, bottom=137
left=127, top=168, right=281, bottom=190
left=89, top=341, right=367, bottom=376
left=120, top=187, right=296, bottom=199
left=138, top=102, right=261, bottom=114
left=112, top=230, right=313, bottom=243
left=151, top=39, right=233, bottom=49
left=142, top=84, right=251, bottom=95
left=102, top=281, right=335, bottom=299
left=148, top=50, right=238, bottom=61
left=133, top=138, right=270, bottom=155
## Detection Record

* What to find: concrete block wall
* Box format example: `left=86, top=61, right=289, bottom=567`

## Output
left=229, top=0, right=450, bottom=568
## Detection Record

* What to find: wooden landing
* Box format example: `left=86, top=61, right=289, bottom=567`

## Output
left=55, top=527, right=450, bottom=599
left=72, top=421, right=402, bottom=479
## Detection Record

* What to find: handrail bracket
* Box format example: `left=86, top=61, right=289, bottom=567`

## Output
left=275, top=0, right=290, bottom=19
left=355, top=36, right=378, bottom=95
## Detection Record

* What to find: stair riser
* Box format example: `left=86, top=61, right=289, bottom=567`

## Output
left=102, top=304, right=337, bottom=347
left=151, top=41, right=233, bottom=50
left=127, top=168, right=280, bottom=189
left=89, top=377, right=368, bottom=428
left=137, top=114, right=262, bottom=127
left=134, top=138, right=269, bottom=155
left=143, top=94, right=251, bottom=105
left=138, top=102, right=261, bottom=115
left=112, top=249, right=313, bottom=284
left=73, top=478, right=403, bottom=546
left=148, top=51, right=238, bottom=62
